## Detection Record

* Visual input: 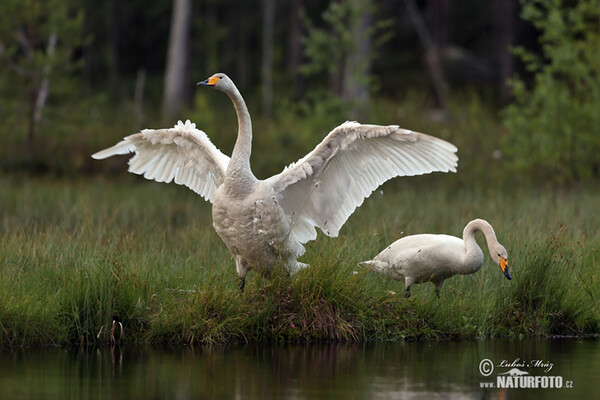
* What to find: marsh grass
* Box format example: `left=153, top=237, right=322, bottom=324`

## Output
left=1, top=175, right=598, bottom=347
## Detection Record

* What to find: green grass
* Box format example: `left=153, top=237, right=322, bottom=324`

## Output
left=1, top=174, right=599, bottom=347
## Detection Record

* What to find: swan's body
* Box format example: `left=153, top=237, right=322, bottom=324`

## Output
left=359, top=219, right=511, bottom=297
left=93, top=73, right=459, bottom=289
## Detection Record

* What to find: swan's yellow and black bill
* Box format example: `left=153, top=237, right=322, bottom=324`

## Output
left=198, top=75, right=220, bottom=86
left=499, top=257, right=511, bottom=280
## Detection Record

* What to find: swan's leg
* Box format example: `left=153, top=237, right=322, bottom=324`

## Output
left=433, top=280, right=445, bottom=299
left=236, top=259, right=249, bottom=292
left=404, top=277, right=415, bottom=298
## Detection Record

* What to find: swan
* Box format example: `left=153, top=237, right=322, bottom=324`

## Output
left=358, top=218, right=511, bottom=298
left=92, top=73, right=458, bottom=290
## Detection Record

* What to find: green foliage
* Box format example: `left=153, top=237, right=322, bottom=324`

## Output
left=502, top=0, right=600, bottom=183
left=0, top=0, right=87, bottom=170
left=0, top=0, right=86, bottom=99
left=491, top=228, right=599, bottom=337
left=302, top=0, right=367, bottom=78
left=301, top=0, right=393, bottom=99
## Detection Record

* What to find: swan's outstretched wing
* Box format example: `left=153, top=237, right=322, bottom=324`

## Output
left=92, top=120, right=230, bottom=202
left=267, top=121, right=458, bottom=243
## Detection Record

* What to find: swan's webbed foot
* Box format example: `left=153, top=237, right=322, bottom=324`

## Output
left=238, top=277, right=246, bottom=292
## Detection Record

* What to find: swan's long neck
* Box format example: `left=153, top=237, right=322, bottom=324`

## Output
left=225, top=84, right=257, bottom=195
left=461, top=219, right=498, bottom=273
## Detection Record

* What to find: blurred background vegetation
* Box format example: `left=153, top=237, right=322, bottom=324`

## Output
left=0, top=0, right=598, bottom=185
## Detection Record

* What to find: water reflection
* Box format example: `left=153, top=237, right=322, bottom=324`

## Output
left=1, top=339, right=597, bottom=399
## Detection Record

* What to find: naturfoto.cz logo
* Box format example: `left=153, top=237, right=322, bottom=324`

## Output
left=478, top=358, right=574, bottom=389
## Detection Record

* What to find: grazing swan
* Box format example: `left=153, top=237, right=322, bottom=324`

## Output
left=359, top=219, right=511, bottom=298
left=92, top=73, right=458, bottom=290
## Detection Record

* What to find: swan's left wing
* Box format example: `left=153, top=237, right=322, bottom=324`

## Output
left=266, top=121, right=458, bottom=243
left=92, top=120, right=230, bottom=203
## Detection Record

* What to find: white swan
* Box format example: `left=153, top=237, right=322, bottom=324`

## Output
left=92, top=73, right=458, bottom=290
left=359, top=219, right=511, bottom=298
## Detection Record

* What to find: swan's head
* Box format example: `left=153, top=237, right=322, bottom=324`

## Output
left=492, top=243, right=511, bottom=280
left=197, top=73, right=235, bottom=93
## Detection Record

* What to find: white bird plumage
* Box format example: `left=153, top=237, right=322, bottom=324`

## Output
left=358, top=218, right=512, bottom=298
left=92, top=120, right=230, bottom=203
left=92, top=73, right=459, bottom=290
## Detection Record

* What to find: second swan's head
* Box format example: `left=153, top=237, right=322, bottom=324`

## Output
left=197, top=73, right=234, bottom=93
left=492, top=243, right=511, bottom=280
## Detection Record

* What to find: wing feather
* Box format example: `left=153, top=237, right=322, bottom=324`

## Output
left=267, top=121, right=458, bottom=243
left=92, top=120, right=229, bottom=202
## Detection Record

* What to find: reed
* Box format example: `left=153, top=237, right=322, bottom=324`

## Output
left=0, top=175, right=598, bottom=346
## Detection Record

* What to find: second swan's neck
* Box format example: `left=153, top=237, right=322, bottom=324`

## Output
left=225, top=85, right=257, bottom=195
left=461, top=219, right=498, bottom=273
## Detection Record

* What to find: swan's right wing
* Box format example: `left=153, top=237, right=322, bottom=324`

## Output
left=267, top=122, right=458, bottom=244
left=92, top=120, right=230, bottom=203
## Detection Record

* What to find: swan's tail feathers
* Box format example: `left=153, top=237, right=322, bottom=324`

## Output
left=358, top=260, right=388, bottom=271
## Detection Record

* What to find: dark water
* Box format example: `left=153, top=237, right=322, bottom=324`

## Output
left=1, top=339, right=598, bottom=399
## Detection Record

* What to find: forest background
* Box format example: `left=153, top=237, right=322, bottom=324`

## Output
left=0, top=0, right=598, bottom=184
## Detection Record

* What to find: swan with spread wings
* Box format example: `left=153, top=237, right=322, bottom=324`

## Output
left=93, top=73, right=458, bottom=290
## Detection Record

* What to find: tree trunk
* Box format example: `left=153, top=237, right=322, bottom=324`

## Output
left=107, top=0, right=121, bottom=102
left=430, top=0, right=447, bottom=51
left=403, top=0, right=448, bottom=109
left=492, top=0, right=515, bottom=101
left=34, top=33, right=57, bottom=124
left=288, top=0, right=304, bottom=98
left=162, top=0, right=192, bottom=122
left=261, top=0, right=275, bottom=117
left=343, top=0, right=371, bottom=117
